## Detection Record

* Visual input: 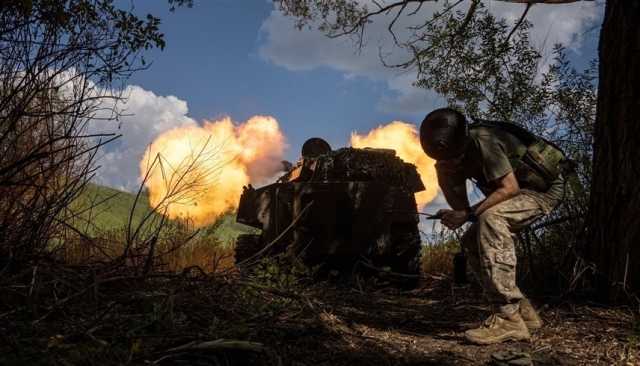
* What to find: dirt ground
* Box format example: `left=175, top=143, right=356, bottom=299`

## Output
left=254, top=278, right=639, bottom=366
left=2, top=269, right=638, bottom=365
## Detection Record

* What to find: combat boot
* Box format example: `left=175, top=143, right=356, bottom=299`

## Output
left=519, top=298, right=543, bottom=330
left=464, top=311, right=531, bottom=345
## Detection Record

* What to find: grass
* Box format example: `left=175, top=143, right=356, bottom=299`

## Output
left=200, top=211, right=260, bottom=247
left=60, top=182, right=254, bottom=271
left=67, top=183, right=158, bottom=234
left=67, top=182, right=254, bottom=245
left=420, top=239, right=459, bottom=276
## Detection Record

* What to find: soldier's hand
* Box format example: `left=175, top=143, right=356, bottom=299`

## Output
left=439, top=209, right=469, bottom=230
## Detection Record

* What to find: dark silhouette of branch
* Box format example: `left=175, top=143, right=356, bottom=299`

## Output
left=504, top=3, right=533, bottom=45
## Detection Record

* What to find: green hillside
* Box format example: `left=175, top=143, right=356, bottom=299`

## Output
left=68, top=183, right=156, bottom=233
left=201, top=211, right=259, bottom=247
left=68, top=183, right=254, bottom=244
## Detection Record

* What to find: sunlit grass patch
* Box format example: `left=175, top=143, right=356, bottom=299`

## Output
left=421, top=239, right=459, bottom=276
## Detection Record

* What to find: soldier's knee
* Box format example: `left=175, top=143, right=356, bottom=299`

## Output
left=477, top=210, right=495, bottom=226
left=478, top=206, right=504, bottom=227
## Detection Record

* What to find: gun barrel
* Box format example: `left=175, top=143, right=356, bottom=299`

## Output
left=385, top=210, right=442, bottom=219
left=421, top=212, right=442, bottom=220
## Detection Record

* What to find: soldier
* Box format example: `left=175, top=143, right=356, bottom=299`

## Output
left=419, top=108, right=566, bottom=345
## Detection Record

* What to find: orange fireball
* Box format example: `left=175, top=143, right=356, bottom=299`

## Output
left=350, top=121, right=439, bottom=209
left=140, top=116, right=286, bottom=226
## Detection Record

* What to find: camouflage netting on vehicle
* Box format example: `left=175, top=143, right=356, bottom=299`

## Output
left=292, top=148, right=424, bottom=192
left=318, top=148, right=423, bottom=191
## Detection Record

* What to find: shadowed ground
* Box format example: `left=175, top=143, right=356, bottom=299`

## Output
left=1, top=267, right=637, bottom=365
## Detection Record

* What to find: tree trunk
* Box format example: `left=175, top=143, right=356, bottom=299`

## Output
left=587, top=0, right=640, bottom=303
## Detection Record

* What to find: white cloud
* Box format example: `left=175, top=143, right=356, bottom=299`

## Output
left=10, top=69, right=197, bottom=192
left=260, top=0, right=603, bottom=115
left=88, top=86, right=197, bottom=191
left=378, top=73, right=446, bottom=115
left=488, top=1, right=601, bottom=50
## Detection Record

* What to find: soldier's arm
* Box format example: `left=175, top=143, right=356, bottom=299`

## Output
left=436, top=164, right=471, bottom=211
left=473, top=171, right=520, bottom=216
left=472, top=134, right=520, bottom=216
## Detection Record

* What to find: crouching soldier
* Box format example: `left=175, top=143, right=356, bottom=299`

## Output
left=419, top=108, right=567, bottom=345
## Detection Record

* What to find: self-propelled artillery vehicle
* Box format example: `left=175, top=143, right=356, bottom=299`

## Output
left=234, top=138, right=425, bottom=279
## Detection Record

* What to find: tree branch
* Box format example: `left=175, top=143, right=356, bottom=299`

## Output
left=328, top=0, right=437, bottom=39
left=451, top=0, right=480, bottom=42
left=504, top=3, right=533, bottom=45
left=494, top=0, right=583, bottom=3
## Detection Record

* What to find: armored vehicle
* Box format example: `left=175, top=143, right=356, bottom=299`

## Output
left=234, top=140, right=425, bottom=278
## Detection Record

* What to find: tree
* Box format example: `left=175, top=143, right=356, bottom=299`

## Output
left=275, top=0, right=640, bottom=302
left=584, top=1, right=640, bottom=303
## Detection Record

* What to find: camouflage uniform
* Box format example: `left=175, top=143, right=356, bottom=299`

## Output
left=439, top=126, right=565, bottom=314
left=461, top=180, right=563, bottom=313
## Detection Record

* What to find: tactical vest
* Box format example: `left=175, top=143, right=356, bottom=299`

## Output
left=469, top=118, right=567, bottom=192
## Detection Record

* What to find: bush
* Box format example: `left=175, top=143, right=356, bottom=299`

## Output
left=421, top=239, right=459, bottom=276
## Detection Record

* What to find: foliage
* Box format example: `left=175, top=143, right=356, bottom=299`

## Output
left=168, top=0, right=194, bottom=12
left=421, top=238, right=459, bottom=275
left=413, top=5, right=597, bottom=184
left=0, top=0, right=186, bottom=268
left=277, top=0, right=367, bottom=33
left=249, top=256, right=311, bottom=290
left=413, top=6, right=545, bottom=122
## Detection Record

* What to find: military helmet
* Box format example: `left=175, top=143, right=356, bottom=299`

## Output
left=419, top=108, right=469, bottom=160
left=301, top=137, right=331, bottom=158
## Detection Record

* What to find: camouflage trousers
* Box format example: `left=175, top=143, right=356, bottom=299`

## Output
left=461, top=182, right=563, bottom=314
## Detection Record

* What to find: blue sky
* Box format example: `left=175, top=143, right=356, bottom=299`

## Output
left=126, top=0, right=406, bottom=151
left=95, top=0, right=603, bottom=202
